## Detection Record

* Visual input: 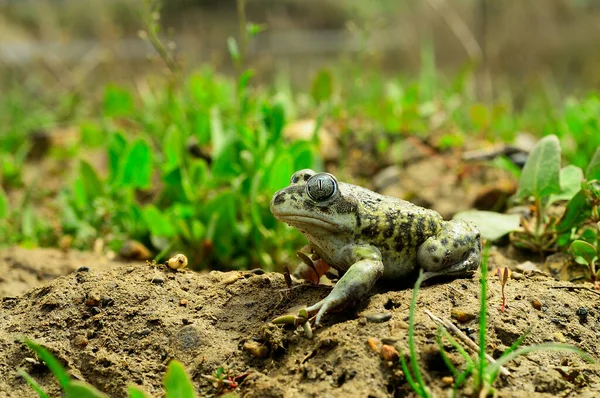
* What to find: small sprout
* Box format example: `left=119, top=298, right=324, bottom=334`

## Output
left=271, top=308, right=313, bottom=338
left=570, top=240, right=599, bottom=289
left=496, top=267, right=511, bottom=312
left=167, top=253, right=188, bottom=270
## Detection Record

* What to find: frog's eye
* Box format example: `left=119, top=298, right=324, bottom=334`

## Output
left=306, top=173, right=337, bottom=202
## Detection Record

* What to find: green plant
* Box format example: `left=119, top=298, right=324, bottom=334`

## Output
left=398, top=270, right=431, bottom=398
left=456, top=139, right=600, bottom=263
left=570, top=223, right=600, bottom=289
left=19, top=339, right=198, bottom=398
left=434, top=250, right=594, bottom=397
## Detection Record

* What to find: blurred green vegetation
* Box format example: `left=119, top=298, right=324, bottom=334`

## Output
left=1, top=0, right=600, bottom=271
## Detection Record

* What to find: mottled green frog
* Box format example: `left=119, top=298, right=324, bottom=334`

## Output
left=270, top=169, right=482, bottom=325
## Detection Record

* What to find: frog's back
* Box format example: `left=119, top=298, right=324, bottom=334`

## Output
left=349, top=185, right=444, bottom=278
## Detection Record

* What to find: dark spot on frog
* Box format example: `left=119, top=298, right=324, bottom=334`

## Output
left=333, top=198, right=357, bottom=214
left=453, top=242, right=459, bottom=249
left=272, top=192, right=286, bottom=205
left=441, top=238, right=449, bottom=246
left=432, top=256, right=440, bottom=263
left=361, top=224, right=379, bottom=239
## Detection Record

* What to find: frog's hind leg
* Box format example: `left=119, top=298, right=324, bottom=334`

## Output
left=417, top=219, right=482, bottom=282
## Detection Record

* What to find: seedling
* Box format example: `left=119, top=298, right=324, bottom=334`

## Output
left=20, top=339, right=198, bottom=398
left=495, top=267, right=511, bottom=312
left=202, top=366, right=249, bottom=395
left=272, top=308, right=313, bottom=339
left=433, top=249, right=594, bottom=397
left=570, top=223, right=600, bottom=289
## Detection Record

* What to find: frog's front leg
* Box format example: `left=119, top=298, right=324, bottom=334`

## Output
left=417, top=219, right=481, bottom=281
left=306, top=245, right=384, bottom=325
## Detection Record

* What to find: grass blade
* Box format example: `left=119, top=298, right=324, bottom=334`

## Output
left=23, top=339, right=70, bottom=389
left=17, top=369, right=49, bottom=398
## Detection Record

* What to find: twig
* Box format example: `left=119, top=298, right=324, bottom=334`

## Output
left=424, top=309, right=510, bottom=377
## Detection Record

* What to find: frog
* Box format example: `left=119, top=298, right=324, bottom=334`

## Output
left=270, top=169, right=482, bottom=325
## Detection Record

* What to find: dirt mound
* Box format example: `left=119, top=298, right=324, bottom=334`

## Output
left=1, top=250, right=600, bottom=397
left=0, top=247, right=126, bottom=298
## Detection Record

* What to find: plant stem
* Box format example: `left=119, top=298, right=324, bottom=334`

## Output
left=478, top=247, right=489, bottom=392
left=236, top=0, right=248, bottom=68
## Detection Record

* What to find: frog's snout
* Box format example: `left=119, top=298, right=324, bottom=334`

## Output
left=270, top=189, right=286, bottom=215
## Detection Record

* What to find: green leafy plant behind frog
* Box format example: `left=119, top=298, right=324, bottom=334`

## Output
left=570, top=222, right=600, bottom=289
left=509, top=135, right=583, bottom=252
left=19, top=339, right=198, bottom=398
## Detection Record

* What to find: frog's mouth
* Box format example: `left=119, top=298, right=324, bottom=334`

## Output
left=273, top=214, right=341, bottom=232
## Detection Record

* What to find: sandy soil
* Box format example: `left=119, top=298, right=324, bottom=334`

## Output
left=1, top=246, right=600, bottom=398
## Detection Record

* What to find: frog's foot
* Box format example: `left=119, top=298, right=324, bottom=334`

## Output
left=306, top=254, right=383, bottom=325
left=418, top=219, right=481, bottom=282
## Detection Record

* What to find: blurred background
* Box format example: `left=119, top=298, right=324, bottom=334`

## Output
left=2, top=0, right=600, bottom=95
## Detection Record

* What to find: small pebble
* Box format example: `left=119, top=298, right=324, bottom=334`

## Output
left=243, top=341, right=268, bottom=358
left=151, top=277, right=165, bottom=285
left=367, top=337, right=381, bottom=352
left=179, top=299, right=188, bottom=306
left=76, top=266, right=90, bottom=272
left=441, top=376, right=454, bottom=386
left=451, top=308, right=476, bottom=323
left=380, top=344, right=399, bottom=362
left=85, top=293, right=101, bottom=307
left=553, top=332, right=567, bottom=343
left=358, top=317, right=367, bottom=326
left=73, top=335, right=88, bottom=348
left=531, top=298, right=543, bottom=310
left=249, top=268, right=265, bottom=275
left=167, top=253, right=188, bottom=270
left=364, top=312, right=392, bottom=323
left=90, top=307, right=102, bottom=315
left=576, top=307, right=588, bottom=323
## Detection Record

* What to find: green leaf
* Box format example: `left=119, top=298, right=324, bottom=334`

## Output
left=127, top=385, right=149, bottom=398
left=586, top=147, right=600, bottom=181
left=571, top=240, right=597, bottom=265
left=23, top=339, right=70, bottom=389
left=227, top=37, right=240, bottom=63
left=142, top=205, right=176, bottom=238
left=103, top=85, right=134, bottom=118
left=549, top=165, right=584, bottom=203
left=107, top=132, right=127, bottom=183
left=557, top=190, right=591, bottom=233
left=163, top=125, right=184, bottom=169
left=17, top=369, right=50, bottom=398
left=210, top=106, right=228, bottom=157
left=262, top=102, right=285, bottom=142
left=246, top=22, right=267, bottom=38
left=64, top=381, right=108, bottom=398
left=238, top=69, right=254, bottom=92
left=453, top=210, right=521, bottom=241
left=116, top=139, right=153, bottom=189
left=79, top=122, right=104, bottom=148
left=515, top=135, right=561, bottom=200
left=311, top=69, right=333, bottom=104
left=267, top=154, right=294, bottom=194
left=0, top=186, right=8, bottom=219
left=79, top=160, right=104, bottom=200
left=164, top=360, right=196, bottom=398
